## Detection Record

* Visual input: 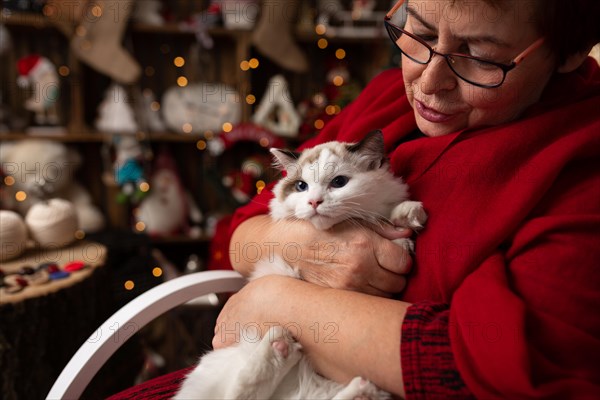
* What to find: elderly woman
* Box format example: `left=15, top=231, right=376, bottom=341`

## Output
left=111, top=0, right=599, bottom=398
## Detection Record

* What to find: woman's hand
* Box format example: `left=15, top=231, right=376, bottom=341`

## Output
left=230, top=216, right=414, bottom=297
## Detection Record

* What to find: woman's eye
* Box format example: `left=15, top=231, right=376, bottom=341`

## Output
left=330, top=176, right=349, bottom=188
left=416, top=33, right=437, bottom=43
left=295, top=181, right=308, bottom=192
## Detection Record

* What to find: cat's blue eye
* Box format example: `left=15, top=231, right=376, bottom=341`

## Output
left=330, top=176, right=349, bottom=188
left=295, top=181, right=308, bottom=192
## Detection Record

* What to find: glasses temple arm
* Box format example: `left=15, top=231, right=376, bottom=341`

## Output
left=513, top=38, right=545, bottom=64
left=387, top=0, right=407, bottom=19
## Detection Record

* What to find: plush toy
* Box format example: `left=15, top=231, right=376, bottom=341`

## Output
left=0, top=210, right=28, bottom=262
left=16, top=54, right=61, bottom=126
left=0, top=139, right=105, bottom=233
left=112, top=135, right=148, bottom=203
left=134, top=148, right=202, bottom=237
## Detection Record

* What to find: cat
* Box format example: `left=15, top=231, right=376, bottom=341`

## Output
left=175, top=130, right=427, bottom=399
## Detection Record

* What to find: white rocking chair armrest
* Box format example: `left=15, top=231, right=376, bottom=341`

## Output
left=47, top=270, right=246, bottom=400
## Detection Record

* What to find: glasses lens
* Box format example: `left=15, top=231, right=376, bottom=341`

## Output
left=385, top=23, right=431, bottom=64
left=446, top=56, right=506, bottom=87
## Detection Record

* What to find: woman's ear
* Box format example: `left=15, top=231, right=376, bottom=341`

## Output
left=557, top=46, right=595, bottom=73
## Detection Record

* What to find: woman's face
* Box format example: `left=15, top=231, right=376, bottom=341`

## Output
left=402, top=0, right=555, bottom=137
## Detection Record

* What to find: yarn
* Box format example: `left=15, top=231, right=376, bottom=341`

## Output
left=25, top=199, right=78, bottom=248
left=0, top=210, right=28, bottom=261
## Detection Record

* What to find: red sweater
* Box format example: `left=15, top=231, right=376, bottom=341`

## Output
left=229, top=59, right=600, bottom=398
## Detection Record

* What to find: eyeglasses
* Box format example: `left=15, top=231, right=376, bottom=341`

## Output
left=384, top=0, right=545, bottom=88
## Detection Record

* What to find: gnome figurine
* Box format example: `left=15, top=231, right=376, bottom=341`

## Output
left=16, top=54, right=61, bottom=125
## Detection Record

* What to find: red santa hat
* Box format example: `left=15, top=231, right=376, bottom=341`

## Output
left=17, top=54, right=55, bottom=88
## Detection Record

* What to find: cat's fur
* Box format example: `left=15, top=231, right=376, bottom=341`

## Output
left=175, top=131, right=426, bottom=399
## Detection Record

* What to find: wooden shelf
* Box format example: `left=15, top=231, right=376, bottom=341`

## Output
left=0, top=131, right=214, bottom=143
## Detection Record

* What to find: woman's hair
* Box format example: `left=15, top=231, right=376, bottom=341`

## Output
left=453, top=0, right=600, bottom=64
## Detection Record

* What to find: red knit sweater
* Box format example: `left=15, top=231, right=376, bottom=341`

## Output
left=228, top=59, right=600, bottom=398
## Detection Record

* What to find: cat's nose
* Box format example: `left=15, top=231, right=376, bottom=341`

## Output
left=309, top=199, right=323, bottom=209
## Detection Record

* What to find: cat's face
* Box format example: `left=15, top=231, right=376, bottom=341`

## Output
left=270, top=131, right=387, bottom=230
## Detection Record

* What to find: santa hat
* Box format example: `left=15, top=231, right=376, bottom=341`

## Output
left=17, top=54, right=55, bottom=88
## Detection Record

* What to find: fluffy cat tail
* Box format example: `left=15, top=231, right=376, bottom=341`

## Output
left=250, top=255, right=301, bottom=280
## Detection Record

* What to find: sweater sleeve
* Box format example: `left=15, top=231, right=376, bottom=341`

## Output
left=402, top=302, right=475, bottom=399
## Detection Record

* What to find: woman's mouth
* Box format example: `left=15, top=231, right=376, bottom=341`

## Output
left=415, top=100, right=458, bottom=123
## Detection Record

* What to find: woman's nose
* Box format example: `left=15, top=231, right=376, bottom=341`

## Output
left=418, top=54, right=457, bottom=94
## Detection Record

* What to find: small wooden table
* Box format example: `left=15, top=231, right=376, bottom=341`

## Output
left=0, top=241, right=109, bottom=400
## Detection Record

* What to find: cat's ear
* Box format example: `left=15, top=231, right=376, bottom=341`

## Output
left=270, top=148, right=300, bottom=171
left=346, top=130, right=385, bottom=170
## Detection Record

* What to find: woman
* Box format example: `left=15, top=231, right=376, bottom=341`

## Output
left=217, top=0, right=600, bottom=398
left=111, top=0, right=599, bottom=398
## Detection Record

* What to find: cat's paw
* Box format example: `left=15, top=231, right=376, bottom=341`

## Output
left=265, top=326, right=302, bottom=364
left=392, top=237, right=415, bottom=253
left=391, top=201, right=427, bottom=231
left=333, top=376, right=389, bottom=400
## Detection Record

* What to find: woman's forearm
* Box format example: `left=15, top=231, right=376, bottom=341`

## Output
left=262, top=276, right=410, bottom=397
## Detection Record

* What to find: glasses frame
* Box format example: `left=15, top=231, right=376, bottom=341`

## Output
left=385, top=0, right=545, bottom=88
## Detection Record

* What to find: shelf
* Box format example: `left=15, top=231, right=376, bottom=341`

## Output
left=0, top=131, right=213, bottom=143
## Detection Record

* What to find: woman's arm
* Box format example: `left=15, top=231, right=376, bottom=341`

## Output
left=213, top=275, right=411, bottom=397
left=229, top=215, right=414, bottom=296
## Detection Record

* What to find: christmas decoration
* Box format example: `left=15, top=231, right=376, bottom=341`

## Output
left=162, top=83, right=241, bottom=135
left=70, top=0, right=141, bottom=84
left=25, top=198, right=78, bottom=248
left=0, top=139, right=105, bottom=233
left=95, top=83, right=139, bottom=134
left=134, top=148, right=203, bottom=238
left=0, top=210, right=28, bottom=262
left=221, top=0, right=259, bottom=30
left=16, top=54, right=61, bottom=125
left=251, top=0, right=308, bottom=73
left=252, top=74, right=301, bottom=138
left=132, top=0, right=165, bottom=26
left=112, top=135, right=148, bottom=203
left=139, top=89, right=167, bottom=133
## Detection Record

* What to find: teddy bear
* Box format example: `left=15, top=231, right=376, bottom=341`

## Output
left=0, top=139, right=105, bottom=233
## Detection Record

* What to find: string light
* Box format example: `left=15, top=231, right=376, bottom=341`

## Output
left=318, top=38, right=328, bottom=49
left=314, top=119, right=325, bottom=129
left=315, top=24, right=327, bottom=35
left=75, top=230, right=85, bottom=240
left=4, top=176, right=15, bottom=186
left=150, top=101, right=160, bottom=112
left=177, top=76, right=188, bottom=87
left=182, top=123, right=193, bottom=133
left=139, top=182, right=150, bottom=192
left=58, top=66, right=70, bottom=76
left=124, top=280, right=135, bottom=290
left=174, top=56, right=185, bottom=67
left=135, top=221, right=146, bottom=232
left=196, top=140, right=207, bottom=150
left=259, top=137, right=270, bottom=147
left=15, top=191, right=27, bottom=201
left=248, top=58, right=259, bottom=69
left=222, top=122, right=233, bottom=133
left=145, top=66, right=155, bottom=77
left=335, top=49, right=346, bottom=59
left=332, top=75, right=344, bottom=86
left=246, top=94, right=256, bottom=104
left=152, top=267, right=163, bottom=277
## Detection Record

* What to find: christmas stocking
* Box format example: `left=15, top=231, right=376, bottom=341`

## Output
left=252, top=0, right=308, bottom=73
left=71, top=0, right=141, bottom=84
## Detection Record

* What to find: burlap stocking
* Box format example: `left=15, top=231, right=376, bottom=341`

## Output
left=252, top=0, right=308, bottom=73
left=70, top=0, right=141, bottom=84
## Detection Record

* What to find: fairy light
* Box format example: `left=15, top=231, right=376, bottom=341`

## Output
left=334, top=105, right=342, bottom=114
left=15, top=191, right=27, bottom=202
left=240, top=60, right=250, bottom=71
left=177, top=76, right=188, bottom=87
left=196, top=140, right=207, bottom=150
left=75, top=230, right=85, bottom=240
left=145, top=66, right=155, bottom=77
left=75, top=26, right=87, bottom=37
left=325, top=105, right=337, bottom=115
left=315, top=24, right=327, bottom=35
left=204, top=130, right=215, bottom=140
left=248, top=58, right=259, bottom=69
left=124, top=280, right=135, bottom=290
left=256, top=180, right=266, bottom=195
left=58, top=66, right=70, bottom=76
left=152, top=267, right=163, bottom=278
left=246, top=94, right=256, bottom=104
left=182, top=123, right=193, bottom=133
left=335, top=49, right=346, bottom=59
left=222, top=122, right=233, bottom=133
left=139, top=182, right=150, bottom=192
left=259, top=137, right=270, bottom=147
left=91, top=5, right=102, bottom=17
left=318, top=38, right=328, bottom=49
left=135, top=221, right=146, bottom=232
left=150, top=101, right=160, bottom=112
left=333, top=75, right=344, bottom=86
left=4, top=176, right=15, bottom=186
left=174, top=56, right=185, bottom=67
left=314, top=119, right=325, bottom=129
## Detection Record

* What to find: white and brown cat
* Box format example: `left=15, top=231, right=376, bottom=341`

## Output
left=175, top=130, right=426, bottom=399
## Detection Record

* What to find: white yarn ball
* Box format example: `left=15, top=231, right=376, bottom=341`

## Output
left=25, top=199, right=78, bottom=248
left=0, top=210, right=28, bottom=262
